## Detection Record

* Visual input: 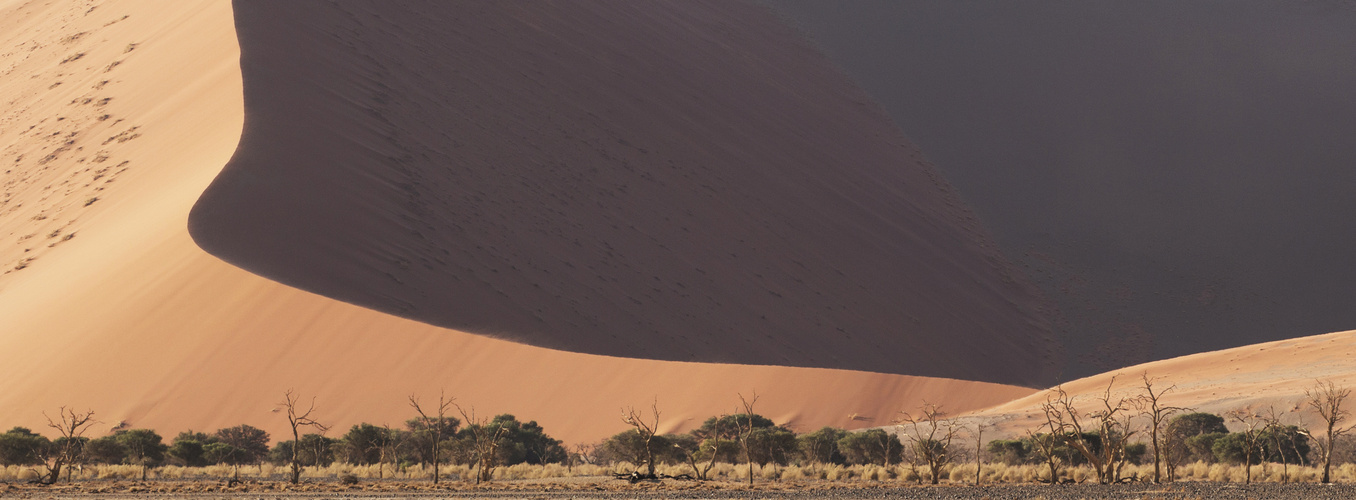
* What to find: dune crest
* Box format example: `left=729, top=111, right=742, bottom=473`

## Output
left=189, top=0, right=1058, bottom=386
left=0, top=0, right=1035, bottom=445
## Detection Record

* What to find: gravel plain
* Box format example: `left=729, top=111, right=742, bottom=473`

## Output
left=6, top=479, right=1356, bottom=499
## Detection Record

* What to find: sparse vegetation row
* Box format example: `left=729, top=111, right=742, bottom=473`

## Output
left=1, top=379, right=1351, bottom=486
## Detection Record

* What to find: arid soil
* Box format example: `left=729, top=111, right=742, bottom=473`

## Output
left=6, top=480, right=1356, bottom=500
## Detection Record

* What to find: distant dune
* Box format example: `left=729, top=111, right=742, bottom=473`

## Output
left=970, top=329, right=1356, bottom=438
left=188, top=0, right=1058, bottom=386
left=0, top=0, right=1041, bottom=445
left=769, top=0, right=1356, bottom=378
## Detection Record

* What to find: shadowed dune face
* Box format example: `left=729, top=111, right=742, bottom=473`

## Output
left=0, top=0, right=1036, bottom=446
left=190, top=0, right=1059, bottom=385
left=768, top=0, right=1356, bottom=378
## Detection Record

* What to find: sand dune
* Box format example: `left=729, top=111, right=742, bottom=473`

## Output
left=189, top=0, right=1058, bottom=386
left=770, top=1, right=1356, bottom=378
left=967, top=329, right=1356, bottom=437
left=0, top=0, right=1037, bottom=446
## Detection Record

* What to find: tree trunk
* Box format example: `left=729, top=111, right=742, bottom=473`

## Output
left=44, top=460, right=63, bottom=485
left=1151, top=425, right=1161, bottom=483
left=290, top=425, right=302, bottom=484
left=644, top=437, right=655, bottom=477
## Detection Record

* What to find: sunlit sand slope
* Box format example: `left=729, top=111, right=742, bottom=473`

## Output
left=0, top=0, right=1035, bottom=445
left=969, top=330, right=1356, bottom=436
left=189, top=0, right=1058, bottom=385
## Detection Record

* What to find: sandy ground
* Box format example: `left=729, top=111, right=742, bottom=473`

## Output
left=0, top=0, right=1034, bottom=446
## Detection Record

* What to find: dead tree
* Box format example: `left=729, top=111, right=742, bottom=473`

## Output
left=280, top=389, right=328, bottom=484
left=621, top=400, right=661, bottom=479
left=1135, top=372, right=1185, bottom=483
left=38, top=407, right=97, bottom=485
left=735, top=392, right=759, bottom=486
left=377, top=423, right=408, bottom=479
left=1302, top=380, right=1352, bottom=484
left=1031, top=389, right=1069, bottom=483
left=456, top=403, right=506, bottom=484
left=681, top=413, right=724, bottom=481
left=1052, top=379, right=1136, bottom=484
left=1225, top=408, right=1264, bottom=484
left=409, top=390, right=455, bottom=484
left=894, top=402, right=960, bottom=485
left=573, top=443, right=599, bottom=469
left=1261, top=405, right=1295, bottom=482
left=973, top=423, right=985, bottom=485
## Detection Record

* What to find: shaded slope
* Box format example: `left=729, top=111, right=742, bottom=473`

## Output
left=188, top=0, right=1058, bottom=385
left=770, top=0, right=1356, bottom=377
left=0, top=0, right=1035, bottom=446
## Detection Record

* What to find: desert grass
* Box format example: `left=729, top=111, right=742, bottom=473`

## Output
left=4, top=461, right=1356, bottom=484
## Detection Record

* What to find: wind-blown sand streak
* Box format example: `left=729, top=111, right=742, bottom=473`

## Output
left=0, top=0, right=1034, bottom=445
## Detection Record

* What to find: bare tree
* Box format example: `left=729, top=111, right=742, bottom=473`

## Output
left=1135, top=372, right=1185, bottom=483
left=1031, top=389, right=1069, bottom=483
left=280, top=389, right=328, bottom=484
left=456, top=403, right=506, bottom=484
left=377, top=423, right=408, bottom=479
left=1050, top=379, right=1137, bottom=484
left=409, top=390, right=455, bottom=484
left=1260, top=405, right=1297, bottom=482
left=1301, top=380, right=1352, bottom=484
left=621, top=399, right=661, bottom=479
left=573, top=443, right=599, bottom=468
left=1225, top=408, right=1264, bottom=484
left=679, top=413, right=724, bottom=481
left=37, top=407, right=97, bottom=485
left=735, top=392, right=759, bottom=486
left=972, top=423, right=985, bottom=485
left=894, top=402, right=960, bottom=485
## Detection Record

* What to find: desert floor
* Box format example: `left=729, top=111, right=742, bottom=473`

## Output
left=6, top=479, right=1356, bottom=500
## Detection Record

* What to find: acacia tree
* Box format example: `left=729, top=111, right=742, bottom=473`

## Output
left=620, top=400, right=660, bottom=479
left=280, top=390, right=328, bottom=484
left=1225, top=408, right=1265, bottom=484
left=735, top=392, right=759, bottom=486
left=894, top=402, right=960, bottom=485
left=1302, top=380, right=1351, bottom=484
left=38, top=407, right=97, bottom=485
left=408, top=390, right=455, bottom=484
left=116, top=429, right=166, bottom=481
left=1136, top=372, right=1185, bottom=483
